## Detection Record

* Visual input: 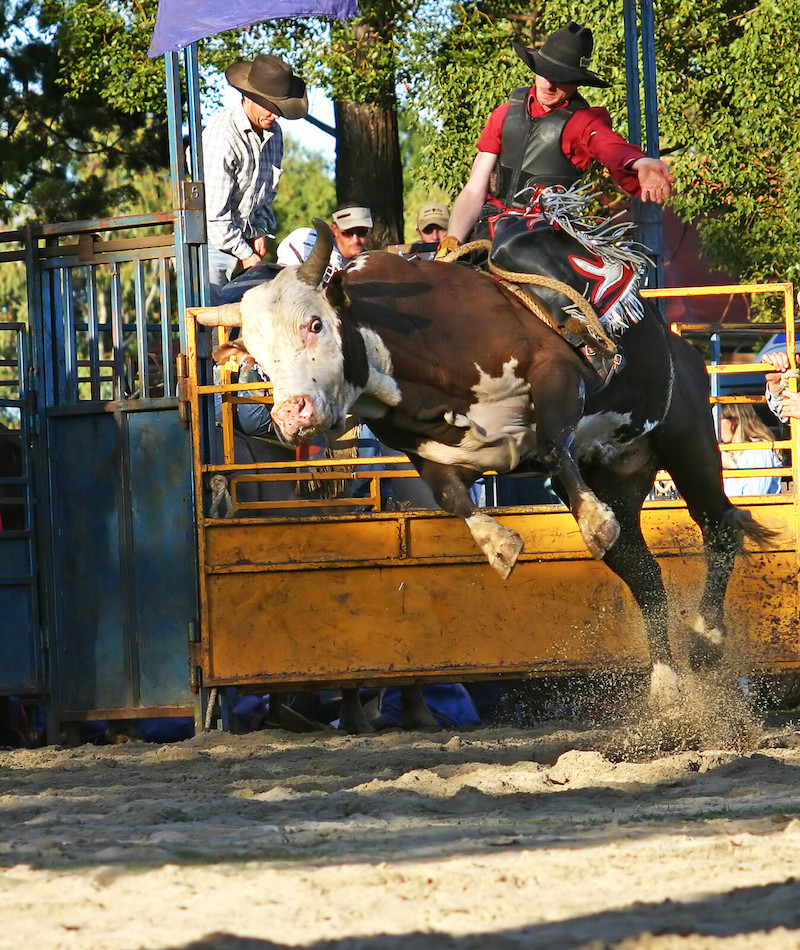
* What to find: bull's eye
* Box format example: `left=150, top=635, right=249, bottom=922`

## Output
left=309, top=317, right=323, bottom=334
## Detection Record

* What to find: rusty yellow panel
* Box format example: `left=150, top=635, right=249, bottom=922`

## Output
left=409, top=506, right=593, bottom=561
left=200, top=558, right=650, bottom=686
left=198, top=546, right=800, bottom=687
left=410, top=500, right=796, bottom=565
left=641, top=499, right=796, bottom=555
left=204, top=517, right=405, bottom=569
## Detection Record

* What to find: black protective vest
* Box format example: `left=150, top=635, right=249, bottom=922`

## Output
left=493, top=88, right=590, bottom=208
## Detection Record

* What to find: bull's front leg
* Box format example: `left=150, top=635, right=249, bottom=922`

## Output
left=416, top=458, right=523, bottom=579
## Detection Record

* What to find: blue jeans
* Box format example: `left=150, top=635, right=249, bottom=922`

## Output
left=207, top=245, right=242, bottom=305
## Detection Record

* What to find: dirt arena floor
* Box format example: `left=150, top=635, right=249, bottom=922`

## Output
left=3, top=675, right=800, bottom=950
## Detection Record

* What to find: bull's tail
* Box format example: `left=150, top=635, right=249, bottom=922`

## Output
left=724, top=505, right=783, bottom=553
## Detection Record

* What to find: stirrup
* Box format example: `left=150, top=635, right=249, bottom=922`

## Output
left=581, top=345, right=625, bottom=382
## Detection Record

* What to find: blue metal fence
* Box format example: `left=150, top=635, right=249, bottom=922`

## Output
left=1, top=212, right=202, bottom=738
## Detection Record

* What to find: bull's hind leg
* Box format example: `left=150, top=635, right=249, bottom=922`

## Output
left=665, top=457, right=777, bottom=670
left=563, top=459, right=681, bottom=710
left=652, top=349, right=780, bottom=670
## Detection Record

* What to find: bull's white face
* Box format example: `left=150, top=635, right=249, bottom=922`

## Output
left=237, top=270, right=362, bottom=443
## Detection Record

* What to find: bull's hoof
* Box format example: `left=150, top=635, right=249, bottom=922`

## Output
left=648, top=662, right=682, bottom=714
left=487, top=531, right=525, bottom=580
left=466, top=513, right=524, bottom=580
left=579, top=498, right=620, bottom=560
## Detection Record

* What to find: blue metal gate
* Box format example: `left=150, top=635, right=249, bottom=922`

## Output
left=1, top=213, right=203, bottom=737
left=0, top=320, right=39, bottom=696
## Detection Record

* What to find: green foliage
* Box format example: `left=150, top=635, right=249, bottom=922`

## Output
left=40, top=0, right=165, bottom=113
left=273, top=137, right=337, bottom=233
left=1, top=0, right=171, bottom=224
left=407, top=0, right=800, bottom=308
left=3, top=0, right=800, bottom=300
left=659, top=0, right=800, bottom=305
left=406, top=1, right=639, bottom=198
left=400, top=114, right=450, bottom=242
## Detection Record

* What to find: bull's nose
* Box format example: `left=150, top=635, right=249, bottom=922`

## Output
left=271, top=394, right=318, bottom=441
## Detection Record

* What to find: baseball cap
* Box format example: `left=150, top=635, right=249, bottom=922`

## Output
left=417, top=202, right=450, bottom=231
left=332, top=206, right=373, bottom=230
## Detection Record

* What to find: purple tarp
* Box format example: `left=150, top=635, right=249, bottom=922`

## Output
left=148, top=0, right=360, bottom=57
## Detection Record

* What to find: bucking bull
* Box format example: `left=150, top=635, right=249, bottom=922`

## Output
left=198, top=213, right=777, bottom=709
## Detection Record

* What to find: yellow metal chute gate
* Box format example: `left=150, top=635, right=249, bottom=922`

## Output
left=181, top=283, right=800, bottom=695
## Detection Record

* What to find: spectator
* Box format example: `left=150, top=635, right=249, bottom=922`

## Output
left=393, top=202, right=452, bottom=262
left=763, top=350, right=800, bottom=422
left=416, top=202, right=450, bottom=245
left=276, top=203, right=373, bottom=282
left=718, top=403, right=782, bottom=497
left=440, top=20, right=674, bottom=253
left=203, top=54, right=308, bottom=302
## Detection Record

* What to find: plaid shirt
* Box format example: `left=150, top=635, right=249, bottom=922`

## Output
left=202, top=100, right=284, bottom=260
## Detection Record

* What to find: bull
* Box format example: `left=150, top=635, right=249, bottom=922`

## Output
left=198, top=219, right=776, bottom=708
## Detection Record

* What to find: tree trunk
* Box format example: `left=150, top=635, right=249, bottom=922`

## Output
left=332, top=13, right=404, bottom=247
left=334, top=100, right=403, bottom=246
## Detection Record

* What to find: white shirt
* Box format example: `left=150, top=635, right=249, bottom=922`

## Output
left=202, top=101, right=284, bottom=260
left=276, top=227, right=350, bottom=283
left=723, top=444, right=782, bottom=496
left=766, top=386, right=787, bottom=423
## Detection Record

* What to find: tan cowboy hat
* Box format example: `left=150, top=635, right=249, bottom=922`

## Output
left=513, top=21, right=610, bottom=89
left=417, top=202, right=450, bottom=231
left=225, top=54, right=309, bottom=119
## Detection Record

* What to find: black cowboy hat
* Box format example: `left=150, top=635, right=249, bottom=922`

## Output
left=225, top=54, right=309, bottom=119
left=513, top=21, right=610, bottom=89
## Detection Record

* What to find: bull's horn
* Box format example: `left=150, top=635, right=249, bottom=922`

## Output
left=194, top=304, right=242, bottom=327
left=297, top=218, right=334, bottom=287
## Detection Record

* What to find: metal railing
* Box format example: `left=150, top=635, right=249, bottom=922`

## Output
left=647, top=283, right=797, bottom=495
left=9, top=217, right=183, bottom=406
left=187, top=283, right=799, bottom=518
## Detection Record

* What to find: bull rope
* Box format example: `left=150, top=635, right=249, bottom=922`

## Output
left=440, top=240, right=618, bottom=359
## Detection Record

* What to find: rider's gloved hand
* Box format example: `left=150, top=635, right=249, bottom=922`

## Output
left=434, top=235, right=459, bottom=261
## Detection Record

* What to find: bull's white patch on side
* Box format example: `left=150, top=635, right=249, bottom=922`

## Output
left=575, top=410, right=659, bottom=464
left=692, top=615, right=724, bottom=646
left=360, top=327, right=402, bottom=408
left=416, top=359, right=538, bottom=472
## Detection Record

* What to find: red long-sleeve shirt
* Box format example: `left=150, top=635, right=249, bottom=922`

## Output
left=476, top=88, right=647, bottom=197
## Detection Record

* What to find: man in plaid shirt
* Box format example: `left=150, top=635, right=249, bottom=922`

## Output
left=202, top=54, right=308, bottom=303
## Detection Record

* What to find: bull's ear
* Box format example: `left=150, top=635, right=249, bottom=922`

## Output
left=211, top=338, right=250, bottom=367
left=325, top=271, right=351, bottom=310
